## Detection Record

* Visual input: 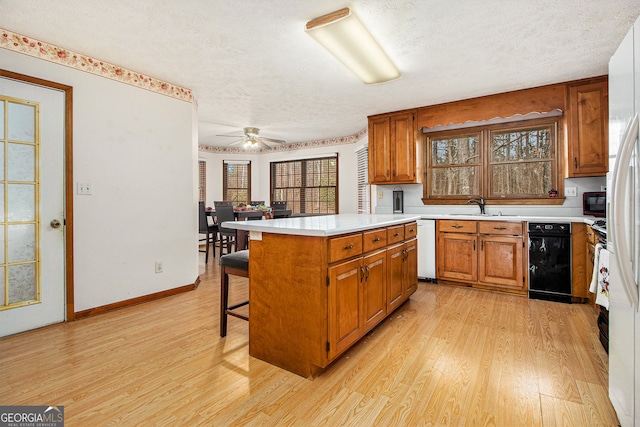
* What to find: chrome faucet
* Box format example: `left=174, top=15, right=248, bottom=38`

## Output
left=467, top=197, right=486, bottom=214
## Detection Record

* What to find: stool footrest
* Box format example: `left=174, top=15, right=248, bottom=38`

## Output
left=227, top=300, right=249, bottom=311
left=226, top=311, right=249, bottom=321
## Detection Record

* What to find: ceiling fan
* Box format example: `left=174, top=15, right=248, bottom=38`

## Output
left=217, top=127, right=286, bottom=149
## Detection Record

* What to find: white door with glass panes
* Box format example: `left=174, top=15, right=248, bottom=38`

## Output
left=0, top=78, right=65, bottom=337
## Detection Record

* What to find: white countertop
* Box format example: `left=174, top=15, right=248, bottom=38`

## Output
left=417, top=213, right=597, bottom=224
left=222, top=214, right=421, bottom=237
left=222, top=213, right=601, bottom=237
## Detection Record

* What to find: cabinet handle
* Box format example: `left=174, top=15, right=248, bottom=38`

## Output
left=409, top=228, right=415, bottom=233
left=394, top=232, right=400, bottom=237
left=373, top=237, right=381, bottom=242
left=493, top=227, right=507, bottom=230
left=481, top=240, right=484, bottom=250
left=574, top=157, right=578, bottom=169
left=473, top=241, right=476, bottom=251
left=365, top=266, right=370, bottom=281
left=344, top=244, right=354, bottom=250
left=452, top=225, right=463, bottom=229
left=360, top=266, right=365, bottom=282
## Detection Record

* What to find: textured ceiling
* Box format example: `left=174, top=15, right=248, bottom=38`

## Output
left=1, top=0, right=640, bottom=147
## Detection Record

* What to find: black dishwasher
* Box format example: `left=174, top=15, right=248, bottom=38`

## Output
left=528, top=223, right=572, bottom=303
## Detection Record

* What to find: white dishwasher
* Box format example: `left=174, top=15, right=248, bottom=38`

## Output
left=417, top=219, right=437, bottom=281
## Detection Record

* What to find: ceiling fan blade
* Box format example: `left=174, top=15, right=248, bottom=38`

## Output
left=228, top=139, right=246, bottom=146
left=259, top=137, right=286, bottom=144
left=216, top=133, right=244, bottom=138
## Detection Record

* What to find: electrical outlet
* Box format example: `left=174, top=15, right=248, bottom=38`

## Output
left=77, top=182, right=93, bottom=195
left=155, top=261, right=163, bottom=273
left=377, top=191, right=383, bottom=199
left=565, top=187, right=577, bottom=197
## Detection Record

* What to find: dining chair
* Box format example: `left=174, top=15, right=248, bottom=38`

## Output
left=271, top=200, right=287, bottom=211
left=214, top=200, right=234, bottom=207
left=198, top=201, right=217, bottom=263
left=214, top=202, right=237, bottom=255
left=272, top=209, right=292, bottom=219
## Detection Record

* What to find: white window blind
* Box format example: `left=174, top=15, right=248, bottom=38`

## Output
left=357, top=147, right=370, bottom=214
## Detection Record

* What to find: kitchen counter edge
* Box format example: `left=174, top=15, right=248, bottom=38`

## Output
left=221, top=213, right=601, bottom=237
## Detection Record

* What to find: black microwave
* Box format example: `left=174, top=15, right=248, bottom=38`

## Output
left=583, top=191, right=606, bottom=217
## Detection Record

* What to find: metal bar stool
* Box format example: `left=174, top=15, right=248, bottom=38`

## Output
left=219, top=249, right=249, bottom=337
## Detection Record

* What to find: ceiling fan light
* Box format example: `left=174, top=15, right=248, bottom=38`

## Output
left=305, top=8, right=400, bottom=84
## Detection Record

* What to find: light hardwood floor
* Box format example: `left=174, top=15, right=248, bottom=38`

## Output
left=0, top=255, right=619, bottom=426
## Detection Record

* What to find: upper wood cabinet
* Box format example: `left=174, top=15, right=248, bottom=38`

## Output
left=368, top=110, right=417, bottom=184
left=566, top=78, right=609, bottom=177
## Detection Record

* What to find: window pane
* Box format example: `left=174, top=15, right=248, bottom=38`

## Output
left=431, top=166, right=480, bottom=196
left=8, top=263, right=36, bottom=304
left=491, top=162, right=552, bottom=196
left=431, top=135, right=480, bottom=166
left=491, top=127, right=552, bottom=162
left=7, top=102, right=35, bottom=143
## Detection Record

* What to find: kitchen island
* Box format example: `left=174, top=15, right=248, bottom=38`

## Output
left=223, top=214, right=421, bottom=378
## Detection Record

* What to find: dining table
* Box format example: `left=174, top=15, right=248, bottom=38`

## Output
left=205, top=208, right=272, bottom=250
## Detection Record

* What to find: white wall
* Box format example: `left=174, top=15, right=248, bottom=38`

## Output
left=199, top=136, right=366, bottom=214
left=372, top=176, right=607, bottom=217
left=1, top=48, right=198, bottom=312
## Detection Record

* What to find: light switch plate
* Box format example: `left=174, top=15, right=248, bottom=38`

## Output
left=77, top=182, right=93, bottom=195
left=565, top=187, right=577, bottom=197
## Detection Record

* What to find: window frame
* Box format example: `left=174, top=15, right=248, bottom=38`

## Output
left=270, top=155, right=339, bottom=215
left=422, top=117, right=564, bottom=205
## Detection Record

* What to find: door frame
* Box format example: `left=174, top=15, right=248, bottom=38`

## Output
left=0, top=68, right=75, bottom=321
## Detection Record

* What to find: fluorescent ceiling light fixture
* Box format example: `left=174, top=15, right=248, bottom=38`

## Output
left=305, top=8, right=400, bottom=84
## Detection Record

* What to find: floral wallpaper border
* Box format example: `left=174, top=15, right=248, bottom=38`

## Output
left=0, top=28, right=193, bottom=102
left=199, top=127, right=367, bottom=153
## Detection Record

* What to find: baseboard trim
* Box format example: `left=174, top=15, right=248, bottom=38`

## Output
left=75, top=276, right=201, bottom=320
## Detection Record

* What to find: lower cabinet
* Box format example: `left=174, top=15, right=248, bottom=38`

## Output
left=478, top=234, right=523, bottom=288
left=437, top=232, right=477, bottom=282
left=437, top=220, right=525, bottom=294
left=328, top=257, right=363, bottom=360
left=362, top=250, right=388, bottom=332
left=328, top=228, right=417, bottom=361
left=387, top=239, right=418, bottom=312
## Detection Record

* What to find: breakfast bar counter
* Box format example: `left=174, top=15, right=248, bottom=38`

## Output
left=223, top=214, right=421, bottom=378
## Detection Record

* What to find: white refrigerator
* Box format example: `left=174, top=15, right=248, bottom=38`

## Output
left=608, top=14, right=640, bottom=427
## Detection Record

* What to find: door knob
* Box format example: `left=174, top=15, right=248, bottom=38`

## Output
left=50, top=219, right=62, bottom=229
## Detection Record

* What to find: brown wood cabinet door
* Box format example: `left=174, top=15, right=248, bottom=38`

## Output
left=403, top=239, right=418, bottom=297
left=437, top=233, right=477, bottom=282
left=362, top=250, right=387, bottom=332
left=368, top=116, right=391, bottom=183
left=387, top=243, right=405, bottom=312
left=478, top=235, right=523, bottom=289
left=390, top=112, right=416, bottom=182
left=328, top=258, right=363, bottom=360
left=568, top=80, right=609, bottom=177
